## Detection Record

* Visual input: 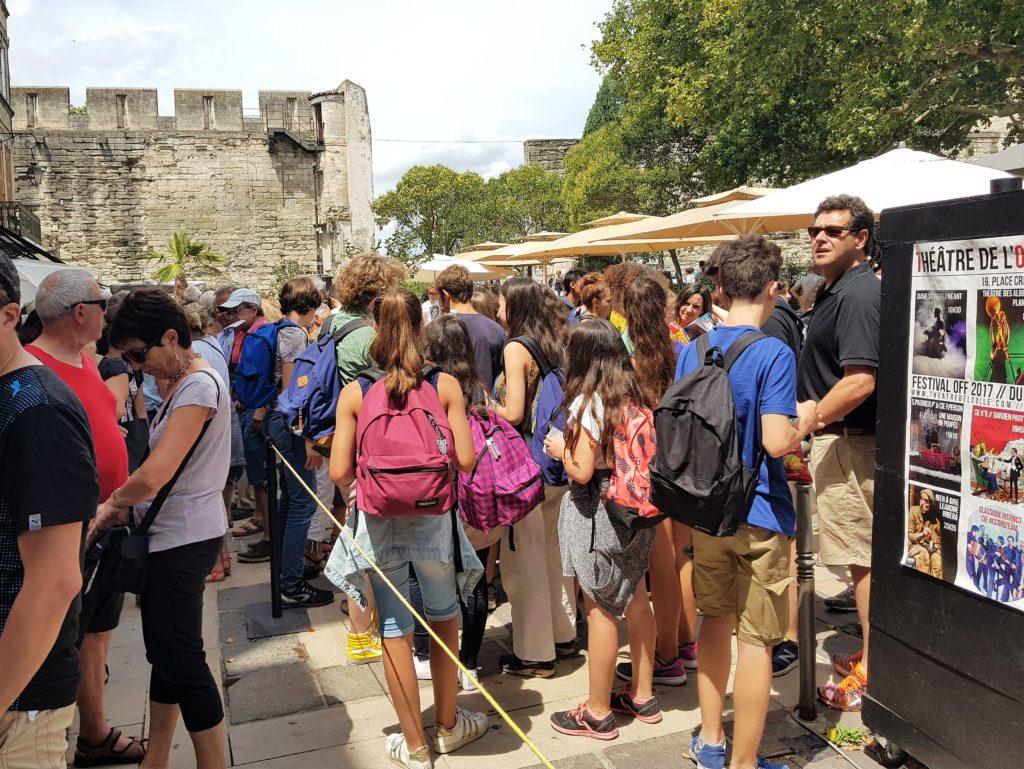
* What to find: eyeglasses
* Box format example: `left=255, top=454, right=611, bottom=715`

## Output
left=807, top=225, right=861, bottom=239
left=121, top=339, right=162, bottom=364
left=76, top=298, right=108, bottom=310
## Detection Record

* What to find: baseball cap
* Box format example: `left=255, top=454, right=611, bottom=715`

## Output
left=218, top=288, right=261, bottom=309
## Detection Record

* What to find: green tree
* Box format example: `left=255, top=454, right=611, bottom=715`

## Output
left=592, top=0, right=1024, bottom=189
left=583, top=75, right=626, bottom=136
left=134, top=230, right=224, bottom=303
left=486, top=164, right=569, bottom=241
left=373, top=165, right=489, bottom=264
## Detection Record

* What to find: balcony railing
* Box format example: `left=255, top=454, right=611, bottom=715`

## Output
left=0, top=202, right=42, bottom=244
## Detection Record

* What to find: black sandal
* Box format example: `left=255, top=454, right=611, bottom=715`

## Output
left=74, top=727, right=147, bottom=767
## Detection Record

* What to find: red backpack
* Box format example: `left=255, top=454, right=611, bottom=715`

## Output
left=355, top=366, right=456, bottom=518
left=605, top=403, right=666, bottom=530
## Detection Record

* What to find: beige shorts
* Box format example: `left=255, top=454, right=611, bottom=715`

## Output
left=692, top=525, right=793, bottom=647
left=810, top=433, right=876, bottom=568
left=0, top=704, right=75, bottom=769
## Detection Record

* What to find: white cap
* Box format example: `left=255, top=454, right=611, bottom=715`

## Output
left=218, top=288, right=261, bottom=309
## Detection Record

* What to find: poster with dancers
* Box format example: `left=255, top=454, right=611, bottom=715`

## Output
left=905, top=235, right=1024, bottom=612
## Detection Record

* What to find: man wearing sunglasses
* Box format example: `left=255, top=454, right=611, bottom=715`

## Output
left=0, top=254, right=101, bottom=768
left=798, top=194, right=880, bottom=712
left=23, top=270, right=142, bottom=763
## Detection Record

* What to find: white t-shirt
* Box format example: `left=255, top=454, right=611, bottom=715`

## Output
left=568, top=394, right=609, bottom=470
left=134, top=369, right=230, bottom=552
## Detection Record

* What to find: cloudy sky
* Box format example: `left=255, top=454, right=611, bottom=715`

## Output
left=7, top=0, right=608, bottom=194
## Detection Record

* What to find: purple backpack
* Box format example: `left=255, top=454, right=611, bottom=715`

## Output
left=458, top=409, right=544, bottom=533
left=355, top=366, right=456, bottom=518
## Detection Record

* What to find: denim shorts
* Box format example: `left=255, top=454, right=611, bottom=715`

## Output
left=369, top=559, right=460, bottom=638
left=239, top=407, right=267, bottom=488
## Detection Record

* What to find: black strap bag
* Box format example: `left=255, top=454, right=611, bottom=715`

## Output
left=84, top=371, right=219, bottom=596
left=650, top=331, right=767, bottom=537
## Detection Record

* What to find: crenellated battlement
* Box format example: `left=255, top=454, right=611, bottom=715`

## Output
left=11, top=86, right=318, bottom=133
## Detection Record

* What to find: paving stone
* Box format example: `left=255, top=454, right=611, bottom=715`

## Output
left=223, top=634, right=307, bottom=679
left=226, top=662, right=322, bottom=724
left=314, top=663, right=386, bottom=705
left=218, top=582, right=274, bottom=612
left=219, top=608, right=247, bottom=645
left=309, top=573, right=341, bottom=593
left=244, top=601, right=312, bottom=640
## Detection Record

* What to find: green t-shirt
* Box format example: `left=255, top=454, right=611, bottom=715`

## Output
left=329, top=309, right=377, bottom=386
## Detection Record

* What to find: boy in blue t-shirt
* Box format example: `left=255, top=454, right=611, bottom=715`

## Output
left=677, top=236, right=820, bottom=769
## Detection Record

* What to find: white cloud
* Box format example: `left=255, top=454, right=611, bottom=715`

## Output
left=8, top=0, right=606, bottom=193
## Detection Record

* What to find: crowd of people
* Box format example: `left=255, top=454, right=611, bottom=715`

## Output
left=0, top=193, right=881, bottom=769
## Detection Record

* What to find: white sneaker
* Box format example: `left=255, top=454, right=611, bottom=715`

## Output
left=385, top=733, right=432, bottom=768
left=458, top=666, right=480, bottom=692
left=413, top=656, right=432, bottom=681
left=430, top=707, right=489, bottom=754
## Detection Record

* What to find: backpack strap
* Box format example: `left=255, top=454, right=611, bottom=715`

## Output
left=356, top=367, right=384, bottom=397
left=331, top=317, right=369, bottom=344
left=510, top=335, right=554, bottom=378
left=723, top=330, right=768, bottom=372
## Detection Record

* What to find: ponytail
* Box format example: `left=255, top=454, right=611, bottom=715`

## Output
left=369, top=289, right=423, bottom=399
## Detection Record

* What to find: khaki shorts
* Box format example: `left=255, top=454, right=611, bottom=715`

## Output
left=0, top=704, right=75, bottom=769
left=692, top=525, right=793, bottom=647
left=810, top=433, right=876, bottom=568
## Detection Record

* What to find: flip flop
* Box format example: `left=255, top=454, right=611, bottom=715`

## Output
left=74, top=727, right=147, bottom=767
left=231, top=520, right=264, bottom=538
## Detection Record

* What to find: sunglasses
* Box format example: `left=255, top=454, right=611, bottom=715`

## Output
left=121, top=339, right=162, bottom=364
left=807, top=225, right=861, bottom=239
left=76, top=298, right=108, bottom=310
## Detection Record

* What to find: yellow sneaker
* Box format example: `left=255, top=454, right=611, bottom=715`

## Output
left=346, top=630, right=383, bottom=665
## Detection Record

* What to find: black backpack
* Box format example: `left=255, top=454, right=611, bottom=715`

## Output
left=650, top=330, right=767, bottom=537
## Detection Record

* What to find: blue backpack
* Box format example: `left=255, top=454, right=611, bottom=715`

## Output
left=279, top=318, right=369, bottom=448
left=513, top=335, right=568, bottom=486
left=234, top=320, right=299, bottom=409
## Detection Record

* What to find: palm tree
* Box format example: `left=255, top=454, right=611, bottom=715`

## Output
left=135, top=230, right=225, bottom=302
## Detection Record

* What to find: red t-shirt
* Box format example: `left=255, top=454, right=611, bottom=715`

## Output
left=26, top=346, right=130, bottom=502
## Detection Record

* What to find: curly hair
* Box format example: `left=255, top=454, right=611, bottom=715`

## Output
left=333, top=253, right=406, bottom=311
left=603, top=262, right=650, bottom=314
left=624, top=277, right=675, bottom=409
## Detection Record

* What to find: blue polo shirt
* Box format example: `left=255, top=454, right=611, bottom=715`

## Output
left=675, top=325, right=798, bottom=536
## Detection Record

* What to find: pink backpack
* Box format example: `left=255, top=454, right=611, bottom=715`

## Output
left=458, top=410, right=544, bottom=533
left=355, top=367, right=456, bottom=518
left=605, top=403, right=665, bottom=528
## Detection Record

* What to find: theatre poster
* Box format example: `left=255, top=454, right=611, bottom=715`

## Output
left=904, top=235, right=1024, bottom=612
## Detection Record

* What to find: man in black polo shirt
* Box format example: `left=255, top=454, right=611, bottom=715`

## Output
left=798, top=194, right=880, bottom=712
left=0, top=253, right=99, bottom=766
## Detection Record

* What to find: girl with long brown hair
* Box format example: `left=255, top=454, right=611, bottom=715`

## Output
left=493, top=277, right=577, bottom=678
left=328, top=289, right=489, bottom=768
left=617, top=275, right=701, bottom=690
left=543, top=318, right=659, bottom=739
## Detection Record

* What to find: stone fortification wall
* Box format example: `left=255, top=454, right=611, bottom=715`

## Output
left=524, top=139, right=579, bottom=173
left=11, top=82, right=373, bottom=289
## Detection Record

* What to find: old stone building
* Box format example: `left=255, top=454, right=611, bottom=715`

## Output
left=523, top=138, right=579, bottom=173
left=10, top=80, right=374, bottom=288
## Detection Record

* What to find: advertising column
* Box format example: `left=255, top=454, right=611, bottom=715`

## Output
left=904, top=236, right=1024, bottom=611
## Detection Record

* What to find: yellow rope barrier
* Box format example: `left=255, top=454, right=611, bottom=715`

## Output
left=271, top=445, right=556, bottom=769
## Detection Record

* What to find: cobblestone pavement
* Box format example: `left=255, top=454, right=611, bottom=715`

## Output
left=68, top=529, right=899, bottom=769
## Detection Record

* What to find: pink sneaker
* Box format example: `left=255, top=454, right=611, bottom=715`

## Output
left=678, top=641, right=698, bottom=671
left=615, top=655, right=687, bottom=686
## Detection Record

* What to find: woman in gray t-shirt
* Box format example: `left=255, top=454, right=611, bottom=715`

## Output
left=90, top=288, right=229, bottom=769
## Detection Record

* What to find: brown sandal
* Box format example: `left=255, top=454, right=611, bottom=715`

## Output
left=74, top=727, right=147, bottom=767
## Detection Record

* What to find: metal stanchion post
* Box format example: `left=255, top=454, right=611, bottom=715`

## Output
left=795, top=481, right=817, bottom=722
left=266, top=439, right=282, bottom=619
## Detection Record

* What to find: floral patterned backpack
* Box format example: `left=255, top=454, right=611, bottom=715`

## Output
left=605, top=403, right=666, bottom=530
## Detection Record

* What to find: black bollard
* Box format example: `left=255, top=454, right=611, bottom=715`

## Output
left=266, top=439, right=282, bottom=619
left=794, top=481, right=817, bottom=721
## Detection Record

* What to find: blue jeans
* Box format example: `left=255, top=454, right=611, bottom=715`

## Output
left=267, top=410, right=317, bottom=590
left=239, top=407, right=268, bottom=488
left=369, top=559, right=459, bottom=638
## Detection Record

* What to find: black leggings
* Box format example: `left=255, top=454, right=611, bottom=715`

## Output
left=140, top=537, right=223, bottom=733
left=409, top=549, right=490, bottom=668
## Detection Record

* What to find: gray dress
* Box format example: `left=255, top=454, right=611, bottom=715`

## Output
left=559, top=472, right=656, bottom=617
